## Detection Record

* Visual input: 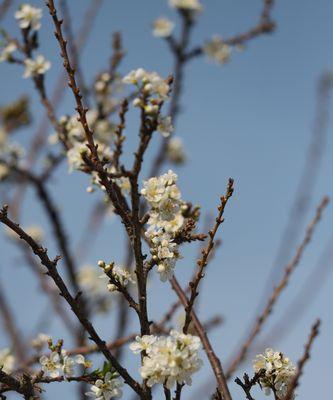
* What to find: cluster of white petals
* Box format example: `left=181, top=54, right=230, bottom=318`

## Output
left=0, top=42, right=17, bottom=63
left=166, top=137, right=186, bottom=164
left=203, top=36, right=231, bottom=65
left=54, top=110, right=115, bottom=173
left=31, top=333, right=51, bottom=350
left=86, top=372, right=123, bottom=400
left=23, top=55, right=51, bottom=78
left=123, top=68, right=170, bottom=101
left=153, top=17, right=174, bottom=38
left=40, top=349, right=90, bottom=379
left=78, top=265, right=109, bottom=297
left=169, top=0, right=202, bottom=12
left=253, top=348, right=296, bottom=399
left=141, top=170, right=185, bottom=281
left=98, top=260, right=136, bottom=292
left=15, top=4, right=42, bottom=31
left=0, top=348, right=15, bottom=374
left=130, top=330, right=202, bottom=389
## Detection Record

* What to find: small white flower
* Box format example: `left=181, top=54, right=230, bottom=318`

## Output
left=169, top=0, right=202, bottom=12
left=86, top=372, right=123, bottom=400
left=157, top=116, right=174, bottom=137
left=167, top=137, right=186, bottom=164
left=153, top=17, right=174, bottom=38
left=39, top=351, right=62, bottom=378
left=129, top=335, right=157, bottom=354
left=0, top=42, right=17, bottom=63
left=66, top=142, right=87, bottom=172
left=15, top=4, right=42, bottom=31
left=31, top=333, right=50, bottom=349
left=61, top=351, right=76, bottom=378
left=203, top=36, right=231, bottom=65
left=0, top=348, right=15, bottom=374
left=23, top=55, right=51, bottom=78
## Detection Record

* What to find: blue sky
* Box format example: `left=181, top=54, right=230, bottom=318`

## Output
left=1, top=0, right=333, bottom=399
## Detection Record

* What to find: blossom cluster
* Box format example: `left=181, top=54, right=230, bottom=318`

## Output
left=123, top=68, right=174, bottom=137
left=141, top=170, right=186, bottom=281
left=130, top=330, right=202, bottom=389
left=253, top=348, right=296, bottom=399
left=86, top=371, right=123, bottom=400
left=98, top=260, right=136, bottom=293
left=203, top=36, right=232, bottom=65
left=40, top=349, right=91, bottom=379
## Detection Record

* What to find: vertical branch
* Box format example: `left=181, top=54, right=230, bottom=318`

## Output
left=171, top=277, right=232, bottom=400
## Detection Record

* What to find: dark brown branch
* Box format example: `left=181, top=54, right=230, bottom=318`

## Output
left=0, top=205, right=143, bottom=397
left=183, top=179, right=234, bottom=333
left=171, top=277, right=232, bottom=400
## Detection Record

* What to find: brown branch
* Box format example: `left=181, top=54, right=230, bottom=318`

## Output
left=0, top=205, right=143, bottom=397
left=183, top=179, right=234, bottom=333
left=226, top=197, right=329, bottom=379
left=285, top=319, right=321, bottom=400
left=11, top=0, right=103, bottom=219
left=58, top=0, right=89, bottom=102
left=171, top=277, right=232, bottom=400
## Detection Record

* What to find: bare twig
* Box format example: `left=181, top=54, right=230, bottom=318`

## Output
left=0, top=205, right=144, bottom=397
left=285, top=320, right=321, bottom=400
left=171, top=277, right=232, bottom=400
left=183, top=179, right=234, bottom=333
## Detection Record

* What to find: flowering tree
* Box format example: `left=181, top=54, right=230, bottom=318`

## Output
left=0, top=1, right=329, bottom=399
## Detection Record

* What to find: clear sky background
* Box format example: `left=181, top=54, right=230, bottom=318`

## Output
left=1, top=0, right=333, bottom=399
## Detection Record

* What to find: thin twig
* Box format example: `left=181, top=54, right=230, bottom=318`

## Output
left=284, top=320, right=321, bottom=400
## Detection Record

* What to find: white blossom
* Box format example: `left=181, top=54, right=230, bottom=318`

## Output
left=253, top=348, right=296, bottom=399
left=203, top=36, right=231, bottom=65
left=15, top=4, right=42, bottom=31
left=169, top=0, right=202, bottom=12
left=123, top=69, right=170, bottom=101
left=141, top=170, right=185, bottom=281
left=157, top=115, right=174, bottom=137
left=130, top=330, right=202, bottom=389
left=0, top=348, right=15, bottom=374
left=0, top=42, right=17, bottom=63
left=78, top=265, right=108, bottom=297
left=153, top=17, right=174, bottom=38
left=31, top=333, right=51, bottom=350
left=129, top=335, right=157, bottom=354
left=167, top=137, right=186, bottom=164
left=105, top=264, right=136, bottom=292
left=39, top=351, right=62, bottom=378
left=86, top=372, right=123, bottom=400
left=23, top=55, right=51, bottom=78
